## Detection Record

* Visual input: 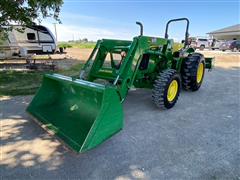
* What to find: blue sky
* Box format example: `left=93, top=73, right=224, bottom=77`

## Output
left=42, top=0, right=240, bottom=41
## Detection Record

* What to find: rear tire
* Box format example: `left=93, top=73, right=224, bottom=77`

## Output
left=152, top=69, right=181, bottom=109
left=182, top=53, right=205, bottom=91
left=200, top=45, right=205, bottom=51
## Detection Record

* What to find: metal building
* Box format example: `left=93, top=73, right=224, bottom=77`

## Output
left=207, top=24, right=240, bottom=40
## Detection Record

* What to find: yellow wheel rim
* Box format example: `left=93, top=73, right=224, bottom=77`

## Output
left=197, top=62, right=204, bottom=83
left=167, top=80, right=178, bottom=102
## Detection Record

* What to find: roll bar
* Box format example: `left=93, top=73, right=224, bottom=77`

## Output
left=165, top=18, right=190, bottom=47
left=136, top=21, right=143, bottom=36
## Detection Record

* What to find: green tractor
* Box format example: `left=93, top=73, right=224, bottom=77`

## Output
left=27, top=18, right=213, bottom=153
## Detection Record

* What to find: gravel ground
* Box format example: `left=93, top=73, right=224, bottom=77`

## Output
left=0, top=51, right=239, bottom=180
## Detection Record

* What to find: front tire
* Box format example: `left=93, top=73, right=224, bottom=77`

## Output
left=152, top=69, right=181, bottom=109
left=182, top=53, right=205, bottom=91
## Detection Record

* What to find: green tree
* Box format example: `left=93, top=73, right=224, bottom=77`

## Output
left=0, top=0, right=63, bottom=38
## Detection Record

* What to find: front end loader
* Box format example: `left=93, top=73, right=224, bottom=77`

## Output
left=27, top=18, right=213, bottom=153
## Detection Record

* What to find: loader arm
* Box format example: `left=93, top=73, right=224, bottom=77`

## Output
left=80, top=36, right=169, bottom=101
left=80, top=40, right=101, bottom=79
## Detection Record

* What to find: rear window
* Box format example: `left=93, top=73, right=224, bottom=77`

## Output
left=27, top=33, right=36, bottom=40
left=198, top=39, right=208, bottom=41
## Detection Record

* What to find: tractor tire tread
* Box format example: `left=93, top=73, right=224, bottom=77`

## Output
left=182, top=53, right=205, bottom=91
left=152, top=69, right=181, bottom=109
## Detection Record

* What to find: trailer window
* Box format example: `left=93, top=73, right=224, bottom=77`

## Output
left=27, top=33, right=36, bottom=40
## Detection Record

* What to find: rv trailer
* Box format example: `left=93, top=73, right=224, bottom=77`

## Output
left=0, top=25, right=56, bottom=59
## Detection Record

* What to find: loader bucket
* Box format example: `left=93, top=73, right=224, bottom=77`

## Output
left=27, top=74, right=123, bottom=153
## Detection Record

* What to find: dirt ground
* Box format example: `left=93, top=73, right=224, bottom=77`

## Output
left=0, top=48, right=239, bottom=70
left=1, top=49, right=240, bottom=179
left=65, top=48, right=240, bottom=69
left=199, top=50, right=240, bottom=69
left=0, top=49, right=92, bottom=70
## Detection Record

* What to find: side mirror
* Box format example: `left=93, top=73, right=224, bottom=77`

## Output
left=181, top=40, right=185, bottom=44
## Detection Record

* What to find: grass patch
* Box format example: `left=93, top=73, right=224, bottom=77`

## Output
left=58, top=42, right=96, bottom=49
left=59, top=63, right=83, bottom=77
left=0, top=71, right=45, bottom=96
left=0, top=63, right=84, bottom=97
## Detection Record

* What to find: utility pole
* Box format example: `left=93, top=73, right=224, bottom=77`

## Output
left=53, top=23, right=58, bottom=43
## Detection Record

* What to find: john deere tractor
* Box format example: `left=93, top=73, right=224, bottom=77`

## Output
left=27, top=18, right=213, bottom=153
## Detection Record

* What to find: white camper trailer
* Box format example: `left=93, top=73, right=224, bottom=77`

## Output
left=0, top=25, right=56, bottom=59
